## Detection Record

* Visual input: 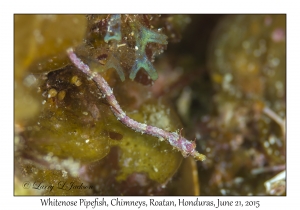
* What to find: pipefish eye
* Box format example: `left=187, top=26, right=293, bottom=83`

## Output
left=67, top=48, right=206, bottom=161
left=185, top=140, right=196, bottom=153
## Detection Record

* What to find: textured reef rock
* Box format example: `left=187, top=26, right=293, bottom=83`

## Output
left=14, top=14, right=286, bottom=196
left=201, top=15, right=286, bottom=195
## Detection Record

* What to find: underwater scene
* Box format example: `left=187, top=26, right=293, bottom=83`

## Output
left=14, top=14, right=285, bottom=195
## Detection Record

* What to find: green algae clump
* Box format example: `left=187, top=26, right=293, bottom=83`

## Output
left=110, top=100, right=183, bottom=184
